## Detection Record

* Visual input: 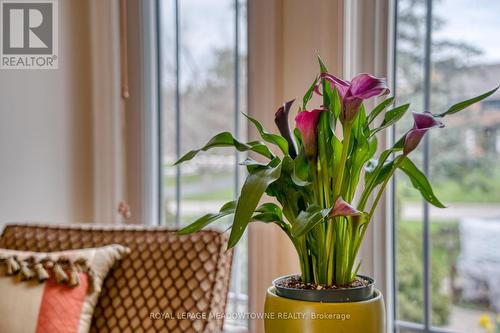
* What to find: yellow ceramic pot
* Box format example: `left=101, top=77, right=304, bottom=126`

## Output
left=264, top=286, right=385, bottom=333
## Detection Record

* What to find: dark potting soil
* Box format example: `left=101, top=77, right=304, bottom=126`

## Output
left=276, top=275, right=370, bottom=290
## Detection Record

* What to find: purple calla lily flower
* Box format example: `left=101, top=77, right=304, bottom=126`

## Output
left=295, top=108, right=326, bottom=159
left=330, top=196, right=361, bottom=218
left=315, top=73, right=350, bottom=98
left=317, top=73, right=389, bottom=123
left=275, top=99, right=298, bottom=158
left=349, top=73, right=389, bottom=99
left=403, top=112, right=445, bottom=155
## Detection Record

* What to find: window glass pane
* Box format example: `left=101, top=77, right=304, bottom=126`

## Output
left=158, top=0, right=176, bottom=222
left=429, top=0, right=500, bottom=331
left=394, top=0, right=427, bottom=326
left=177, top=0, right=237, bottom=229
left=395, top=0, right=500, bottom=332
left=159, top=0, right=248, bottom=330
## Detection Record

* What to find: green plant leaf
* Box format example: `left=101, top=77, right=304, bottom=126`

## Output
left=392, top=135, right=405, bottom=151
left=367, top=96, right=395, bottom=125
left=323, top=79, right=334, bottom=113
left=359, top=148, right=397, bottom=209
left=228, top=158, right=283, bottom=248
left=368, top=137, right=378, bottom=160
left=365, top=157, right=395, bottom=189
left=303, top=76, right=319, bottom=109
left=240, top=157, right=267, bottom=166
left=398, top=157, right=446, bottom=208
left=240, top=157, right=270, bottom=173
left=246, top=140, right=277, bottom=158
left=243, top=113, right=289, bottom=155
left=331, top=133, right=343, bottom=183
left=317, top=110, right=334, bottom=191
left=346, top=109, right=372, bottom=200
left=370, top=103, right=410, bottom=137
left=352, top=104, right=367, bottom=140
left=331, top=88, right=342, bottom=121
left=292, top=150, right=309, bottom=182
left=364, top=148, right=394, bottom=184
left=318, top=55, right=328, bottom=73
left=293, top=128, right=303, bottom=146
left=282, top=156, right=310, bottom=186
left=348, top=136, right=377, bottom=201
left=255, top=202, right=283, bottom=217
left=174, top=132, right=274, bottom=165
left=252, top=203, right=285, bottom=226
left=252, top=212, right=281, bottom=223
left=291, top=205, right=332, bottom=237
left=177, top=200, right=236, bottom=235
left=435, top=86, right=499, bottom=117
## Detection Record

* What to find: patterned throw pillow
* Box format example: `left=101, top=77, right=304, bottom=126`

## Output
left=0, top=245, right=130, bottom=333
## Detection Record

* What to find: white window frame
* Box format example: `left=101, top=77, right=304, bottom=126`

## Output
left=90, top=0, right=161, bottom=226
left=89, top=0, right=126, bottom=224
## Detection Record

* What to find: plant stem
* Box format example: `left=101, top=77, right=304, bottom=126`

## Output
left=333, top=123, right=352, bottom=198
left=326, top=122, right=353, bottom=284
left=318, top=113, right=332, bottom=209
left=358, top=151, right=392, bottom=210
left=299, top=236, right=312, bottom=283
left=308, top=159, right=328, bottom=283
left=348, top=155, right=405, bottom=274
left=315, top=112, right=333, bottom=284
left=368, top=155, right=403, bottom=220
left=309, top=159, right=322, bottom=204
left=283, top=205, right=312, bottom=283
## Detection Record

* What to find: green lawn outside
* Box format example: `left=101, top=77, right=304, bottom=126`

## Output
left=397, top=167, right=500, bottom=203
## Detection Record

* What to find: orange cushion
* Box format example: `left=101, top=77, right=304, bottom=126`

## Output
left=36, top=273, right=89, bottom=333
left=0, top=245, right=129, bottom=333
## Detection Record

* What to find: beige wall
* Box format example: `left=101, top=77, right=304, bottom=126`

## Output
left=0, top=0, right=93, bottom=225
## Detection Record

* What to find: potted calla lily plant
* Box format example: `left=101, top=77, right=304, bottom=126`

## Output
left=176, top=58, right=498, bottom=332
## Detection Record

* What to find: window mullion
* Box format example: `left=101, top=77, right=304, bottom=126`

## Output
left=156, top=0, right=164, bottom=225
left=231, top=0, right=243, bottom=318
left=422, top=0, right=433, bottom=330
left=174, top=0, right=181, bottom=227
left=390, top=0, right=399, bottom=330
left=234, top=0, right=241, bottom=195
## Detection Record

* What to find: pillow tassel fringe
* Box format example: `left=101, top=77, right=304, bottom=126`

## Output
left=6, top=257, right=20, bottom=275
left=69, top=265, right=80, bottom=287
left=1, top=255, right=100, bottom=293
left=87, top=269, right=96, bottom=294
left=19, top=261, right=35, bottom=281
left=54, top=263, right=69, bottom=284
left=34, top=263, right=50, bottom=282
